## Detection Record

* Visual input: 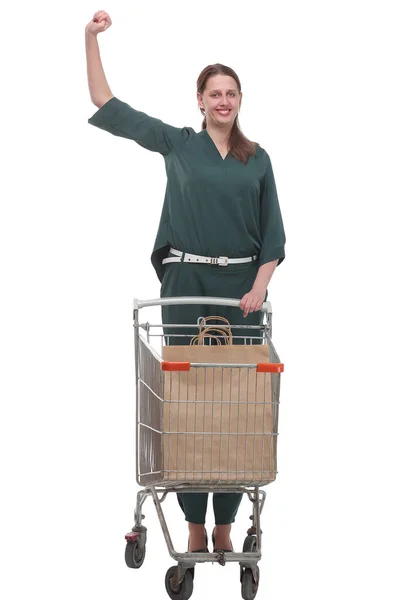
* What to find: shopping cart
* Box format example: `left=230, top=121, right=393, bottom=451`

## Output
left=125, top=297, right=284, bottom=600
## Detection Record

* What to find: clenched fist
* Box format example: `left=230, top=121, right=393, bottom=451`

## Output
left=85, top=10, right=112, bottom=36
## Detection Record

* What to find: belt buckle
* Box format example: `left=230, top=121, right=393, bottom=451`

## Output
left=217, top=256, right=228, bottom=267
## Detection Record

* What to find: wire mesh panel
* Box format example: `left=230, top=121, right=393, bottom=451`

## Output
left=137, top=330, right=282, bottom=487
left=137, top=338, right=164, bottom=486
left=162, top=348, right=279, bottom=485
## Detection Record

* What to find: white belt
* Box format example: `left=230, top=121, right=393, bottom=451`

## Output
left=162, top=247, right=258, bottom=267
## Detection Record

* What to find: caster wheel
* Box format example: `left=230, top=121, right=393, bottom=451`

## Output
left=125, top=540, right=146, bottom=568
left=241, top=566, right=260, bottom=600
left=165, top=565, right=194, bottom=600
left=243, top=535, right=257, bottom=553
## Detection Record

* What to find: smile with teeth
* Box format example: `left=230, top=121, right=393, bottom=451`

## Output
left=216, top=109, right=231, bottom=116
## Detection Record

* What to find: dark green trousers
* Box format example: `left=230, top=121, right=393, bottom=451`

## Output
left=160, top=258, right=265, bottom=524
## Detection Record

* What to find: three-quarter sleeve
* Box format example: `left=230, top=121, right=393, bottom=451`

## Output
left=88, top=96, right=194, bottom=155
left=259, top=152, right=286, bottom=266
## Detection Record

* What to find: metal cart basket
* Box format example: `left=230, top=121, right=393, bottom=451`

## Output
left=125, top=297, right=284, bottom=600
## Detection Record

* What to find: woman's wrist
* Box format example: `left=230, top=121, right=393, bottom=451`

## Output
left=252, top=259, right=278, bottom=292
left=85, top=28, right=98, bottom=39
left=252, top=280, right=268, bottom=295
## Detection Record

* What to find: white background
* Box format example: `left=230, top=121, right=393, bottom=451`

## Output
left=1, top=1, right=399, bottom=598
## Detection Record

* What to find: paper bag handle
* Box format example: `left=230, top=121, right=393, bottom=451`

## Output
left=190, top=315, right=233, bottom=346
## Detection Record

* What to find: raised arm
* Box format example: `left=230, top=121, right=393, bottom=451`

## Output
left=85, top=11, right=194, bottom=155
left=85, top=11, right=114, bottom=108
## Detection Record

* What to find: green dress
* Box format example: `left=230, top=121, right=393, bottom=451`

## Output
left=88, top=96, right=286, bottom=525
left=88, top=96, right=285, bottom=283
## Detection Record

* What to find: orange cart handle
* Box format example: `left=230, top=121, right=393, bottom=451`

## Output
left=161, top=361, right=191, bottom=372
left=257, top=363, right=284, bottom=373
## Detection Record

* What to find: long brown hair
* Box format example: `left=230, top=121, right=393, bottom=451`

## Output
left=197, top=63, right=258, bottom=164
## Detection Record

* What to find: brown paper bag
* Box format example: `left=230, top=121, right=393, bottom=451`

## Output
left=162, top=341, right=278, bottom=484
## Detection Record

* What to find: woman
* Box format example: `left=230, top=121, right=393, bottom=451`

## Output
left=86, top=10, right=285, bottom=554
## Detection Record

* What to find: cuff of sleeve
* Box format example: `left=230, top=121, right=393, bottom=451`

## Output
left=258, top=247, right=285, bottom=267
left=87, top=96, right=125, bottom=127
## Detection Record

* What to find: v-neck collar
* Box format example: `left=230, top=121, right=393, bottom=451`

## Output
left=201, top=129, right=231, bottom=162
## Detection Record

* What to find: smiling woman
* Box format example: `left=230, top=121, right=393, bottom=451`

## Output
left=85, top=10, right=286, bottom=556
left=196, top=64, right=255, bottom=164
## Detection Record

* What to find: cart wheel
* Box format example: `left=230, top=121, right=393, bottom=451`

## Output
left=243, top=535, right=257, bottom=553
left=125, top=540, right=146, bottom=569
left=241, top=566, right=259, bottom=600
left=165, top=565, right=194, bottom=600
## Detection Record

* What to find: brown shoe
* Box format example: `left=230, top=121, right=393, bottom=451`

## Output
left=212, top=527, right=233, bottom=552
left=187, top=530, right=209, bottom=553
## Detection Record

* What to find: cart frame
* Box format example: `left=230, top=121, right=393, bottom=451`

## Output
left=125, top=297, right=284, bottom=600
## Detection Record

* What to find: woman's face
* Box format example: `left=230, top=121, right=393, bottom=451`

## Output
left=197, top=74, right=242, bottom=128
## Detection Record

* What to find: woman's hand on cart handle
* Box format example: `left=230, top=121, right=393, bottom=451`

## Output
left=240, top=284, right=267, bottom=318
left=85, top=10, right=113, bottom=36
left=240, top=259, right=279, bottom=316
